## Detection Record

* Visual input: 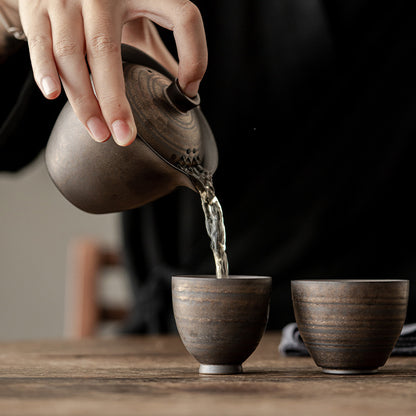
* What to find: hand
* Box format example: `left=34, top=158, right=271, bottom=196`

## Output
left=16, top=0, right=207, bottom=146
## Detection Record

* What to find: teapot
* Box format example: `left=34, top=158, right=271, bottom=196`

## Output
left=45, top=44, right=218, bottom=214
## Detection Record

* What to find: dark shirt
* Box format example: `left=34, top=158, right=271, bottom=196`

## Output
left=0, top=44, right=66, bottom=171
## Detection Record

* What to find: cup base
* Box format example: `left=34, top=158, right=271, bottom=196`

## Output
left=321, top=367, right=379, bottom=375
left=199, top=364, right=243, bottom=375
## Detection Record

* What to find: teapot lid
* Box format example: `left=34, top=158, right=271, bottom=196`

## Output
left=121, top=44, right=218, bottom=177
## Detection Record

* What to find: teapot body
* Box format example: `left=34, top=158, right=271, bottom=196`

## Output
left=45, top=45, right=217, bottom=214
left=46, top=101, right=194, bottom=214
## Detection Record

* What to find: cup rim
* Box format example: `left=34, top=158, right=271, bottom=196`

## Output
left=172, top=275, right=271, bottom=280
left=292, top=279, right=409, bottom=284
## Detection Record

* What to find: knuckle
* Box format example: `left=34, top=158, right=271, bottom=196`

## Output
left=187, top=59, right=206, bottom=80
left=71, top=94, right=95, bottom=113
left=54, top=39, right=80, bottom=58
left=28, top=33, right=51, bottom=51
left=99, top=94, right=123, bottom=110
left=99, top=95, right=130, bottom=119
left=88, top=34, right=119, bottom=57
left=176, top=1, right=202, bottom=26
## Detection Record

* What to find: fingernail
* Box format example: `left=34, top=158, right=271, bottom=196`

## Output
left=183, top=81, right=200, bottom=98
left=87, top=117, right=110, bottom=142
left=112, top=119, right=135, bottom=146
left=41, top=76, right=59, bottom=97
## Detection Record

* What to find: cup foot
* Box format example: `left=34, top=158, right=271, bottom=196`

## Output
left=321, top=368, right=379, bottom=375
left=199, top=364, right=242, bottom=375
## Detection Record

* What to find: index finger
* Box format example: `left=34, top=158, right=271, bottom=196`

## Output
left=125, top=0, right=208, bottom=97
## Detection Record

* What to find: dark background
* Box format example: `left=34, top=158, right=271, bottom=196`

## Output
left=159, top=0, right=416, bottom=327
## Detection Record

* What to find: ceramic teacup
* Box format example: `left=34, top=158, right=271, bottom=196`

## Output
left=291, top=279, right=409, bottom=374
left=172, top=275, right=272, bottom=374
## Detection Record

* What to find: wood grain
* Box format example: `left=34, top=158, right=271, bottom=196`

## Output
left=0, top=333, right=415, bottom=416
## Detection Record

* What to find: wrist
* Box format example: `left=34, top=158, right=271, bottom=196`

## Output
left=0, top=1, right=24, bottom=39
left=0, top=0, right=25, bottom=61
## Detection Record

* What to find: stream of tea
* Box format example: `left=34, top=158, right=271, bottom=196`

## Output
left=187, top=165, right=229, bottom=279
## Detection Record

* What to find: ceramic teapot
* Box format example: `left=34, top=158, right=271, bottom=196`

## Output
left=45, top=44, right=218, bottom=214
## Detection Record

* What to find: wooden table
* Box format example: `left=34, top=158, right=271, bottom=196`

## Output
left=0, top=332, right=415, bottom=416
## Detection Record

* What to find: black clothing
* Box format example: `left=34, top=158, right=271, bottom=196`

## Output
left=1, top=1, right=416, bottom=333
left=0, top=44, right=66, bottom=172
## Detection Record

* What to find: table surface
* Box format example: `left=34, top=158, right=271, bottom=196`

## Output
left=0, top=332, right=415, bottom=416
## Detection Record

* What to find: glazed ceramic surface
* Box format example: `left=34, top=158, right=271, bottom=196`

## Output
left=291, top=279, right=409, bottom=374
left=172, top=275, right=272, bottom=374
left=46, top=45, right=218, bottom=214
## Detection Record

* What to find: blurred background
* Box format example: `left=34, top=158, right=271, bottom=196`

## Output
left=0, top=154, right=127, bottom=340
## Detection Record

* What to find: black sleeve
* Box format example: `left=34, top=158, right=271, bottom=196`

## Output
left=0, top=44, right=66, bottom=172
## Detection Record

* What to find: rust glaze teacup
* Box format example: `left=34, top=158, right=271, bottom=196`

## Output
left=292, top=279, right=409, bottom=374
left=172, top=275, right=272, bottom=375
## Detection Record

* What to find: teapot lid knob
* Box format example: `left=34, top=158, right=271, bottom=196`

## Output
left=166, top=78, right=201, bottom=112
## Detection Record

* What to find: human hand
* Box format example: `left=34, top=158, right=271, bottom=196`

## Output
left=15, top=0, right=207, bottom=146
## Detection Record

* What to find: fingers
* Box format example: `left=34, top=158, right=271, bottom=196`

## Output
left=122, top=18, right=179, bottom=77
left=171, top=1, right=207, bottom=97
left=19, top=0, right=208, bottom=148
left=20, top=8, right=61, bottom=100
left=125, top=0, right=208, bottom=97
left=50, top=4, right=112, bottom=143
left=20, top=1, right=112, bottom=143
left=83, top=0, right=136, bottom=146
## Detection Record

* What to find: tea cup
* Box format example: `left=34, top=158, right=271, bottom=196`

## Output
left=291, top=279, right=409, bottom=374
left=172, top=275, right=272, bottom=374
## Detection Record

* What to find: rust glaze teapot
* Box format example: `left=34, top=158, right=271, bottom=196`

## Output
left=45, top=44, right=218, bottom=214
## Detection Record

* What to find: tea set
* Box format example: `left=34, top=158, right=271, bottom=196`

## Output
left=45, top=45, right=410, bottom=376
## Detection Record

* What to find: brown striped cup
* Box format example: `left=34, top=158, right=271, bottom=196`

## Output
left=291, top=279, right=409, bottom=374
left=172, top=275, right=272, bottom=375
